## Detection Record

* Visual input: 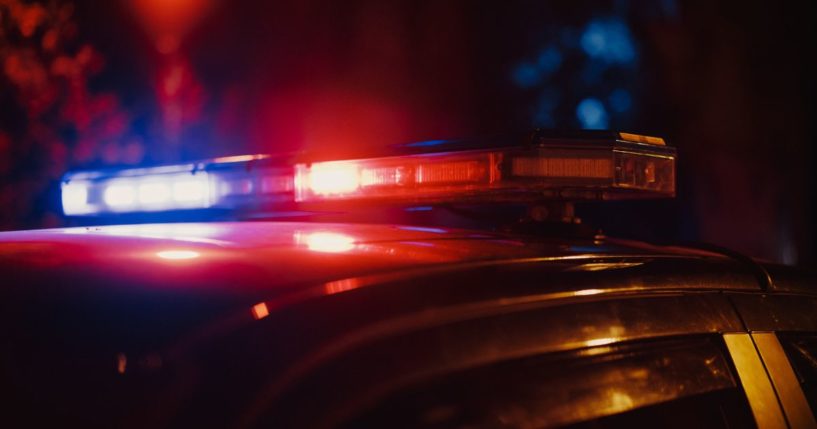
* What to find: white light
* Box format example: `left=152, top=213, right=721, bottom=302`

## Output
left=297, top=232, right=356, bottom=253
left=173, top=177, right=208, bottom=204
left=62, top=182, right=91, bottom=215
left=138, top=182, right=172, bottom=205
left=156, top=249, right=200, bottom=260
left=308, top=162, right=360, bottom=195
left=104, top=182, right=136, bottom=208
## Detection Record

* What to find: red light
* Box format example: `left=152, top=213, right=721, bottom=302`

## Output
left=305, top=162, right=360, bottom=195
left=416, top=160, right=489, bottom=183
left=511, top=157, right=612, bottom=178
left=360, top=166, right=405, bottom=187
left=324, top=278, right=360, bottom=295
left=295, top=143, right=674, bottom=203
left=295, top=152, right=498, bottom=202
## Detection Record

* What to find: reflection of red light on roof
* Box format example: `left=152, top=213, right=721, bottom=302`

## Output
left=156, top=249, right=199, bottom=260
left=295, top=232, right=356, bottom=253
left=324, top=278, right=360, bottom=295
left=251, top=302, right=269, bottom=320
left=156, top=34, right=180, bottom=54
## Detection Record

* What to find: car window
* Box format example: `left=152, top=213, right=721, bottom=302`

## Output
left=340, top=337, right=755, bottom=428
left=779, top=333, right=817, bottom=414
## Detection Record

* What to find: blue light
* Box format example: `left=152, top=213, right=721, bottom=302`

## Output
left=511, top=62, right=542, bottom=88
left=62, top=155, right=297, bottom=216
left=576, top=98, right=609, bottom=129
left=537, top=46, right=563, bottom=75
left=533, top=89, right=559, bottom=127
left=104, top=181, right=137, bottom=209
left=61, top=182, right=91, bottom=214
left=397, top=225, right=448, bottom=234
left=405, top=206, right=433, bottom=212
left=580, top=18, right=637, bottom=65
left=96, top=174, right=211, bottom=212
left=608, top=88, right=632, bottom=113
left=580, top=62, right=606, bottom=85
left=404, top=139, right=450, bottom=148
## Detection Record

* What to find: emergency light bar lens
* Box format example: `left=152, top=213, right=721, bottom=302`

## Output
left=61, top=156, right=291, bottom=216
left=307, top=162, right=361, bottom=195
left=138, top=182, right=171, bottom=205
left=61, top=132, right=675, bottom=216
left=295, top=142, right=674, bottom=203
left=61, top=182, right=91, bottom=215
left=96, top=174, right=209, bottom=212
left=104, top=181, right=137, bottom=208
left=173, top=179, right=208, bottom=202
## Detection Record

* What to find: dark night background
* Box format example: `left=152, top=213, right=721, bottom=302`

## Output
left=0, top=0, right=815, bottom=265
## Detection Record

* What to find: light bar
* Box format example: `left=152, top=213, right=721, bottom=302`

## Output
left=61, top=132, right=675, bottom=216
left=61, top=155, right=293, bottom=216
left=294, top=134, right=675, bottom=204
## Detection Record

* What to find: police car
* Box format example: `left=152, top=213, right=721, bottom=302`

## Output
left=1, top=131, right=816, bottom=428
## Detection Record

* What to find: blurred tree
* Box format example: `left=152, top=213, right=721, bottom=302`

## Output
left=0, top=0, right=143, bottom=229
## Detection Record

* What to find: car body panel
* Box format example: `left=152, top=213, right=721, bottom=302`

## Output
left=0, top=221, right=760, bottom=297
left=0, top=221, right=813, bottom=428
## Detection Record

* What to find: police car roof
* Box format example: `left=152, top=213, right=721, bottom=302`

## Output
left=1, top=221, right=812, bottom=428
left=0, top=221, right=793, bottom=301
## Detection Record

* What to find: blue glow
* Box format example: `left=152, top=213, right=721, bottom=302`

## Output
left=404, top=139, right=450, bottom=148
left=537, top=46, right=563, bottom=75
left=576, top=98, right=609, bottom=129
left=405, top=206, right=433, bottom=212
left=397, top=225, right=448, bottom=234
left=63, top=171, right=213, bottom=215
left=580, top=18, right=637, bottom=64
left=61, top=155, right=295, bottom=216
left=581, top=62, right=606, bottom=85
left=511, top=62, right=542, bottom=88
left=100, top=174, right=210, bottom=212
left=533, top=89, right=559, bottom=127
left=569, top=245, right=606, bottom=253
left=661, top=0, right=679, bottom=18
left=608, top=88, right=632, bottom=113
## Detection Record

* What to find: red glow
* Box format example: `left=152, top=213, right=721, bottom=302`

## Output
left=116, top=353, right=127, bottom=374
left=128, top=0, right=213, bottom=54
left=305, top=162, right=361, bottom=195
left=156, top=249, right=199, bottom=260
left=295, top=232, right=356, bottom=253
left=324, top=278, right=360, bottom=295
left=251, top=302, right=269, bottom=320
left=155, top=58, right=204, bottom=142
left=416, top=160, right=488, bottom=184
left=249, top=87, right=415, bottom=158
